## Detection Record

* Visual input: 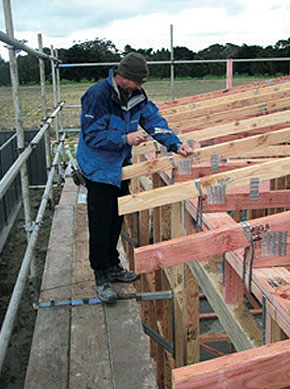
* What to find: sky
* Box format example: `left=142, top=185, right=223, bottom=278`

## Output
left=0, top=0, right=289, bottom=61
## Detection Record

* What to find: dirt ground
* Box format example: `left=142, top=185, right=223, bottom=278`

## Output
left=0, top=187, right=61, bottom=389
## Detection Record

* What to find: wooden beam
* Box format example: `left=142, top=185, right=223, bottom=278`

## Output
left=199, top=332, right=229, bottom=342
left=168, top=96, right=290, bottom=132
left=161, top=80, right=290, bottom=117
left=134, top=209, right=290, bottom=274
left=241, top=144, right=290, bottom=158
left=133, top=109, right=290, bottom=156
left=228, top=257, right=290, bottom=336
left=188, top=261, right=262, bottom=352
left=199, top=343, right=225, bottom=357
left=172, top=339, right=290, bottom=389
left=223, top=260, right=244, bottom=304
left=185, top=199, right=290, bottom=337
left=179, top=159, right=273, bottom=181
left=158, top=75, right=290, bottom=110
left=119, top=156, right=290, bottom=214
left=183, top=264, right=200, bottom=364
left=203, top=190, right=290, bottom=212
left=123, top=127, right=290, bottom=180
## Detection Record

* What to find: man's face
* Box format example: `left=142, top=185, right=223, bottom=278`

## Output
left=120, top=78, right=144, bottom=93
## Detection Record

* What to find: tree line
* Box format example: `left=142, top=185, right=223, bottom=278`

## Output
left=0, top=37, right=290, bottom=86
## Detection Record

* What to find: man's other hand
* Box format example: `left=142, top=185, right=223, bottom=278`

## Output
left=177, top=143, right=194, bottom=157
left=127, top=131, right=146, bottom=146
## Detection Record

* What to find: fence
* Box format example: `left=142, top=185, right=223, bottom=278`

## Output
left=0, top=130, right=47, bottom=253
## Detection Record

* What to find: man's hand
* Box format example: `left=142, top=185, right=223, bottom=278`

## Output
left=177, top=143, right=194, bottom=157
left=127, top=131, right=146, bottom=146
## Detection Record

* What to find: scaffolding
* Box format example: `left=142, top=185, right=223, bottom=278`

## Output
left=0, top=0, right=65, bottom=375
left=1, top=0, right=290, bottom=387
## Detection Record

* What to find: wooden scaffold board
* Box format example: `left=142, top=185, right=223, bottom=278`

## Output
left=24, top=179, right=157, bottom=388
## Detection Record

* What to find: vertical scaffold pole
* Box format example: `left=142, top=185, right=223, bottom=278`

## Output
left=170, top=24, right=175, bottom=100
left=50, top=45, right=64, bottom=178
left=38, top=33, right=53, bottom=204
left=55, top=49, right=66, bottom=164
left=50, top=45, right=59, bottom=142
left=38, top=34, right=51, bottom=169
left=3, top=0, right=35, bottom=276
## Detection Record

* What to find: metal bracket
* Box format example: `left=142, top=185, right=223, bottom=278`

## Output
left=222, top=253, right=226, bottom=286
left=211, top=154, right=219, bottom=173
left=178, top=159, right=192, bottom=175
left=207, top=184, right=226, bottom=204
left=240, top=221, right=256, bottom=292
left=169, top=154, right=177, bottom=184
left=169, top=154, right=177, bottom=169
left=153, top=140, right=159, bottom=153
left=195, top=179, right=203, bottom=231
left=261, top=231, right=288, bottom=257
left=250, top=177, right=260, bottom=201
left=160, top=145, right=169, bottom=156
left=38, top=297, right=102, bottom=308
left=262, top=295, right=267, bottom=345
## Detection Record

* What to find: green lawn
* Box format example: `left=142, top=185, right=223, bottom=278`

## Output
left=0, top=76, right=267, bottom=131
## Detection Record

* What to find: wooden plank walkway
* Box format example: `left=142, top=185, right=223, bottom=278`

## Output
left=24, top=178, right=157, bottom=389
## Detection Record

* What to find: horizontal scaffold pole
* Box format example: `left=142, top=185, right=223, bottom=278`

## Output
left=118, top=156, right=290, bottom=215
left=134, top=209, right=290, bottom=274
left=0, top=30, right=60, bottom=62
left=133, top=108, right=290, bottom=157
left=122, top=126, right=290, bottom=180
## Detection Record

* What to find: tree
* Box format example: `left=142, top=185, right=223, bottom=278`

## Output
left=191, top=54, right=208, bottom=79
left=2, top=36, right=290, bottom=85
left=17, top=54, right=39, bottom=84
left=173, top=46, right=194, bottom=78
left=0, top=55, right=10, bottom=86
left=150, top=48, right=170, bottom=79
left=235, top=44, right=264, bottom=75
left=58, top=38, right=120, bottom=82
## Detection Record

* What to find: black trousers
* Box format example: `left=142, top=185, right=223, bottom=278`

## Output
left=85, top=179, right=129, bottom=271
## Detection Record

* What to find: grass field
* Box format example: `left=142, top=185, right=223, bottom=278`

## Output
left=0, top=76, right=267, bottom=131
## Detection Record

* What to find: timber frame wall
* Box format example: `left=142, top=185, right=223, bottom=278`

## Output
left=120, top=76, right=290, bottom=388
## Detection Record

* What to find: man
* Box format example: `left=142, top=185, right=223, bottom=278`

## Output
left=77, top=52, right=193, bottom=303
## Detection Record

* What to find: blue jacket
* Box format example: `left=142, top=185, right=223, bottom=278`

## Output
left=77, top=69, right=182, bottom=188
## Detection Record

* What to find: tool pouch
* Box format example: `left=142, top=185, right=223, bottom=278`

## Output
left=71, top=166, right=86, bottom=186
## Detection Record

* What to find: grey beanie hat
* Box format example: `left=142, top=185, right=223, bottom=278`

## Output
left=117, top=52, right=149, bottom=83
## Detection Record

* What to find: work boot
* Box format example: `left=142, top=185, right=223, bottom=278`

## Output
left=94, top=270, right=117, bottom=304
left=106, top=264, right=140, bottom=283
